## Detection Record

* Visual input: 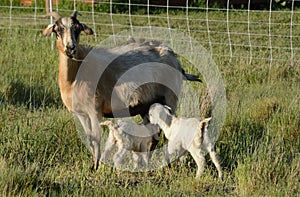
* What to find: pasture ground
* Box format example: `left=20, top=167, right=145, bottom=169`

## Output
left=0, top=9, right=299, bottom=196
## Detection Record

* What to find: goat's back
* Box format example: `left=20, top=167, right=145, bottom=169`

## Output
left=116, top=120, right=158, bottom=138
left=93, top=42, right=184, bottom=118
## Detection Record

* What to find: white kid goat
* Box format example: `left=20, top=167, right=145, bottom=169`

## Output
left=148, top=103, right=223, bottom=179
left=99, top=120, right=160, bottom=170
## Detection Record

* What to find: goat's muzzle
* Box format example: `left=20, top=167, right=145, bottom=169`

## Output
left=65, top=45, right=76, bottom=58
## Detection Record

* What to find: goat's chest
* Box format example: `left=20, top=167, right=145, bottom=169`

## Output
left=59, top=85, right=73, bottom=111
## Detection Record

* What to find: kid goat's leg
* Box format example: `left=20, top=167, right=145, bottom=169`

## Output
left=100, top=135, right=115, bottom=163
left=208, top=148, right=223, bottom=179
left=189, top=146, right=206, bottom=178
left=132, top=152, right=142, bottom=170
left=140, top=142, right=150, bottom=167
left=113, top=148, right=127, bottom=170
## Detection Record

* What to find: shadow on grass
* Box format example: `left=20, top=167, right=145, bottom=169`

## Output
left=2, top=170, right=69, bottom=196
left=0, top=79, right=62, bottom=109
left=216, top=119, right=265, bottom=171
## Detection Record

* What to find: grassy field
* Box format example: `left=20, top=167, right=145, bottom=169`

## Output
left=0, top=8, right=299, bottom=196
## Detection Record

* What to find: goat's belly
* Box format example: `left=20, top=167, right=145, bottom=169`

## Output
left=103, top=96, right=166, bottom=118
left=102, top=105, right=146, bottom=118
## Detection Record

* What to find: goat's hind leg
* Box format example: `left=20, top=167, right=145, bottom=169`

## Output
left=208, top=148, right=223, bottom=180
left=189, top=147, right=206, bottom=178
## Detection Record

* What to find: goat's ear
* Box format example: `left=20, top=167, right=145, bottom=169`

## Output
left=165, top=115, right=172, bottom=126
left=43, top=24, right=55, bottom=36
left=81, top=23, right=93, bottom=35
left=163, top=105, right=174, bottom=115
left=159, top=111, right=172, bottom=126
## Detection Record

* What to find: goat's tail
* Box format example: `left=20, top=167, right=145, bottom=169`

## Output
left=181, top=69, right=202, bottom=82
left=194, top=117, right=212, bottom=146
left=99, top=121, right=119, bottom=136
left=99, top=121, right=116, bottom=131
left=185, top=74, right=202, bottom=82
left=99, top=120, right=112, bottom=127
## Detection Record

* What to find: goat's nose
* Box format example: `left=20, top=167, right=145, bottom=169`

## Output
left=66, top=44, right=75, bottom=50
left=66, top=43, right=76, bottom=55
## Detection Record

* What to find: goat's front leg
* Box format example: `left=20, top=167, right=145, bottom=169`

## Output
left=113, top=147, right=127, bottom=170
left=140, top=142, right=151, bottom=167
left=76, top=114, right=94, bottom=158
left=177, top=148, right=187, bottom=167
left=89, top=112, right=102, bottom=170
left=76, top=114, right=93, bottom=150
left=165, top=141, right=178, bottom=168
left=132, top=152, right=142, bottom=170
left=100, top=134, right=116, bottom=163
left=164, top=144, right=171, bottom=167
left=76, top=112, right=101, bottom=170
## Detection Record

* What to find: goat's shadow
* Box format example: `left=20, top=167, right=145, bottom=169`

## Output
left=216, top=119, right=265, bottom=171
left=0, top=79, right=62, bottom=109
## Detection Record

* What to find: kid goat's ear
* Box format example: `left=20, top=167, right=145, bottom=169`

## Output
left=159, top=110, right=172, bottom=127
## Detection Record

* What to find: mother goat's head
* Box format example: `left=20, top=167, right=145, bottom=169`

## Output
left=43, top=11, right=93, bottom=58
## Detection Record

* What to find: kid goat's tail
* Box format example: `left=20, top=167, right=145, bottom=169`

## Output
left=194, top=117, right=212, bottom=146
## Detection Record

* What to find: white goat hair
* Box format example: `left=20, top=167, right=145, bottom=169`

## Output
left=100, top=120, right=160, bottom=170
left=43, top=11, right=201, bottom=170
left=148, top=103, right=223, bottom=179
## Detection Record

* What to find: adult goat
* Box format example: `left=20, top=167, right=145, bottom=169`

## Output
left=43, top=11, right=201, bottom=170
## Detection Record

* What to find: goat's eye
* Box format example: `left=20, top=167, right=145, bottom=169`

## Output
left=57, top=26, right=64, bottom=33
left=73, top=24, right=80, bottom=29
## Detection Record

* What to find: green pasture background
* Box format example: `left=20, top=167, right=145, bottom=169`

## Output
left=0, top=3, right=299, bottom=196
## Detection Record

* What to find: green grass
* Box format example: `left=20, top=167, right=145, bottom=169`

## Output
left=0, top=8, right=299, bottom=196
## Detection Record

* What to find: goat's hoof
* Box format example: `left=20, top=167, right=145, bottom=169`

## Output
left=219, top=175, right=224, bottom=181
left=89, top=163, right=99, bottom=172
left=89, top=164, right=95, bottom=172
left=167, top=163, right=172, bottom=168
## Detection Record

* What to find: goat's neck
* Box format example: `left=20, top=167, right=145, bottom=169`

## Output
left=57, top=45, right=92, bottom=110
left=58, top=45, right=92, bottom=84
left=58, top=53, right=80, bottom=85
left=158, top=120, right=173, bottom=140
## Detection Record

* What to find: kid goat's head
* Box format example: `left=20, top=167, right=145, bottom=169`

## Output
left=148, top=103, right=174, bottom=127
left=43, top=11, right=93, bottom=58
